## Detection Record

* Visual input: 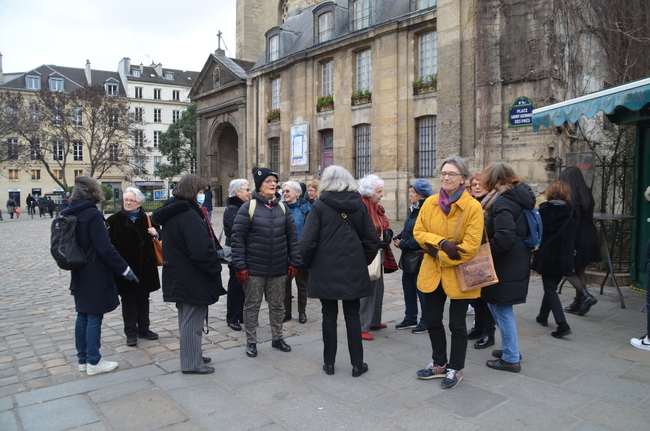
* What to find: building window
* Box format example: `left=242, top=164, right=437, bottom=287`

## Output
left=9, top=169, right=18, bottom=181
left=105, top=82, right=119, bottom=95
left=154, top=156, right=162, bottom=167
left=74, top=170, right=84, bottom=178
left=109, top=144, right=119, bottom=162
left=418, top=0, right=436, bottom=9
left=53, top=141, right=64, bottom=161
left=7, top=138, right=19, bottom=160
left=154, top=131, right=161, bottom=148
left=53, top=169, right=63, bottom=180
left=189, top=160, right=197, bottom=174
left=29, top=103, right=40, bottom=122
left=172, top=90, right=180, bottom=100
left=269, top=138, right=279, bottom=173
left=30, top=140, right=41, bottom=160
left=131, top=69, right=141, bottom=77
left=134, top=107, right=143, bottom=122
left=172, top=110, right=180, bottom=123
left=318, top=12, right=333, bottom=43
left=26, top=75, right=41, bottom=90
left=52, top=106, right=63, bottom=126
left=322, top=61, right=334, bottom=97
left=271, top=77, right=281, bottom=110
left=154, top=109, right=161, bottom=123
left=416, top=116, right=437, bottom=177
left=419, top=31, right=438, bottom=79
left=49, top=77, right=64, bottom=92
left=154, top=88, right=161, bottom=100
left=164, top=72, right=174, bottom=80
left=135, top=87, right=143, bottom=98
left=269, top=35, right=280, bottom=61
left=31, top=170, right=41, bottom=181
left=134, top=130, right=144, bottom=147
left=109, top=112, right=118, bottom=128
left=353, top=0, right=370, bottom=31
left=73, top=141, right=84, bottom=161
left=354, top=124, right=371, bottom=178
left=356, top=50, right=372, bottom=91
left=72, top=107, right=83, bottom=127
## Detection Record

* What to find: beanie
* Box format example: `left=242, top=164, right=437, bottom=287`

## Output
left=252, top=166, right=279, bottom=191
left=411, top=179, right=433, bottom=199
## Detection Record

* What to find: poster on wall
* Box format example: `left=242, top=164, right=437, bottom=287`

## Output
left=290, top=122, right=309, bottom=171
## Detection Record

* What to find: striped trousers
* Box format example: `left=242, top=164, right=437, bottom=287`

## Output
left=177, top=302, right=207, bottom=372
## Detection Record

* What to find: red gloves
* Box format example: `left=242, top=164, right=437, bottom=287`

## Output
left=287, top=265, right=298, bottom=280
left=236, top=269, right=249, bottom=284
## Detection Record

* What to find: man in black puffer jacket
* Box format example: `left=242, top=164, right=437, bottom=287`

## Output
left=232, top=166, right=301, bottom=358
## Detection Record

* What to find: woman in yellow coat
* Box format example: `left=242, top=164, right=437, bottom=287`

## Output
left=413, top=156, right=484, bottom=390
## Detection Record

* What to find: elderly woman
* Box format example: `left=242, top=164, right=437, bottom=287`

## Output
left=300, top=165, right=379, bottom=377
left=223, top=178, right=251, bottom=331
left=152, top=174, right=226, bottom=374
left=62, top=176, right=138, bottom=375
left=282, top=181, right=311, bottom=323
left=107, top=187, right=161, bottom=347
left=394, top=179, right=433, bottom=334
left=413, top=156, right=484, bottom=390
left=480, top=162, right=536, bottom=373
left=307, top=179, right=319, bottom=202
left=358, top=174, right=391, bottom=340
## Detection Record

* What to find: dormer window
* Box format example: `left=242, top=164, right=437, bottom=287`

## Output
left=26, top=75, right=41, bottom=90
left=269, top=35, right=280, bottom=61
left=318, top=12, right=333, bottom=43
left=353, top=0, right=370, bottom=31
left=49, top=77, right=64, bottom=92
left=131, top=69, right=141, bottom=77
left=164, top=72, right=174, bottom=80
left=105, top=82, right=119, bottom=95
left=418, top=0, right=436, bottom=10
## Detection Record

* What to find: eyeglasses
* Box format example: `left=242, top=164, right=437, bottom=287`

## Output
left=282, top=189, right=292, bottom=194
left=263, top=179, right=278, bottom=184
left=123, top=199, right=138, bottom=203
left=439, top=171, right=461, bottom=179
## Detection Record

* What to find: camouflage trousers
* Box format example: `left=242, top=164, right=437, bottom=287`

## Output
left=243, top=275, right=287, bottom=344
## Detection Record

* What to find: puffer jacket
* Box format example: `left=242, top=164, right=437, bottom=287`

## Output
left=413, top=190, right=484, bottom=299
left=231, top=190, right=301, bottom=276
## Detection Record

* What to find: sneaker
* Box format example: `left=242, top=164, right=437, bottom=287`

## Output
left=78, top=363, right=87, bottom=372
left=416, top=362, right=447, bottom=379
left=441, top=368, right=462, bottom=389
left=467, top=305, right=475, bottom=315
left=630, top=335, right=650, bottom=351
left=361, top=332, right=374, bottom=341
left=395, top=320, right=417, bottom=330
left=86, top=358, right=118, bottom=376
left=411, top=324, right=428, bottom=334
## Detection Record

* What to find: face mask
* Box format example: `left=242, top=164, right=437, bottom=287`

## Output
left=196, top=193, right=205, bottom=205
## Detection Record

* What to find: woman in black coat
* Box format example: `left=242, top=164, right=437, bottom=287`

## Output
left=480, top=162, right=536, bottom=373
left=62, top=176, right=138, bottom=376
left=299, top=165, right=380, bottom=377
left=152, top=174, right=226, bottom=375
left=532, top=180, right=579, bottom=338
left=107, top=187, right=161, bottom=347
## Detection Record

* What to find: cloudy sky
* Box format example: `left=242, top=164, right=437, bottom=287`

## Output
left=0, top=0, right=237, bottom=74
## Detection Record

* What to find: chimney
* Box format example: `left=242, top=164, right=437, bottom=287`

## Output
left=85, top=59, right=92, bottom=85
left=122, top=57, right=131, bottom=75
left=154, top=63, right=163, bottom=77
left=139, top=62, right=144, bottom=72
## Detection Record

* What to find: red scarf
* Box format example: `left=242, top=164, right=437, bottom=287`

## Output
left=362, top=196, right=397, bottom=273
left=199, top=205, right=221, bottom=249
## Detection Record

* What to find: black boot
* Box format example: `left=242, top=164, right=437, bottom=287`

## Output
left=577, top=289, right=597, bottom=316
left=564, top=296, right=580, bottom=314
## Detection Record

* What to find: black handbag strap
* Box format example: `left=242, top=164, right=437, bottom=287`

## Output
left=318, top=200, right=363, bottom=241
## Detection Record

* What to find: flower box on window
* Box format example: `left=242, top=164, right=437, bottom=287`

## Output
left=412, top=74, right=437, bottom=95
left=351, top=90, right=372, bottom=106
left=317, top=95, right=334, bottom=112
left=267, top=109, right=281, bottom=123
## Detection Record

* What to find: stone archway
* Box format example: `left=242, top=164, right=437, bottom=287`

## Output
left=208, top=122, right=239, bottom=206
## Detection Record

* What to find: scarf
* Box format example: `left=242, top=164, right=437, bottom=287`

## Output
left=361, top=196, right=397, bottom=273
left=481, top=184, right=511, bottom=214
left=198, top=205, right=220, bottom=248
left=437, top=188, right=465, bottom=215
left=124, top=207, right=140, bottom=223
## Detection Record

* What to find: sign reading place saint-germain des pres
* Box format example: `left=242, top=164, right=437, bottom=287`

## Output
left=509, top=96, right=534, bottom=127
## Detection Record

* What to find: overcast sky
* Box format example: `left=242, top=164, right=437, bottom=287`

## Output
left=0, top=0, right=237, bottom=74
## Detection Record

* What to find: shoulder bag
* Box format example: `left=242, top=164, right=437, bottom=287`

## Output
left=453, top=211, right=499, bottom=292
left=147, top=215, right=163, bottom=266
left=398, top=250, right=424, bottom=274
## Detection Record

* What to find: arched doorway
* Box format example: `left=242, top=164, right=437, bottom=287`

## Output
left=208, top=122, right=239, bottom=206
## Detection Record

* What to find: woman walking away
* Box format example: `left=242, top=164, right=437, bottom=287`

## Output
left=560, top=167, right=601, bottom=316
left=299, top=165, right=379, bottom=377
left=630, top=185, right=650, bottom=351
left=480, top=162, right=535, bottom=373
left=532, top=180, right=578, bottom=338
left=413, top=156, right=484, bottom=390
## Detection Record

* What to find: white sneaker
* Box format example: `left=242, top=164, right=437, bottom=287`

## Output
left=630, top=335, right=650, bottom=351
left=86, top=358, right=118, bottom=376
left=79, top=363, right=87, bottom=371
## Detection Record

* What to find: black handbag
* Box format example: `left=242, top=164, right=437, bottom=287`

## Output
left=398, top=250, right=423, bottom=274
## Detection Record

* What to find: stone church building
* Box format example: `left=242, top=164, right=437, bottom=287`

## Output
left=190, top=0, right=589, bottom=217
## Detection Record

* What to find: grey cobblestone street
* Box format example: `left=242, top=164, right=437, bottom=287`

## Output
left=1, top=210, right=649, bottom=430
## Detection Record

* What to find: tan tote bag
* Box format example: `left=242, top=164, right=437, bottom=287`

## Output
left=453, top=212, right=499, bottom=292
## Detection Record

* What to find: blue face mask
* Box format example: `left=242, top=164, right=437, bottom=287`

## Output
left=197, top=193, right=205, bottom=205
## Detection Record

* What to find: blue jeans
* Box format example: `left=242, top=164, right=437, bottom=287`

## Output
left=402, top=271, right=427, bottom=327
left=75, top=313, right=103, bottom=365
left=487, top=304, right=520, bottom=363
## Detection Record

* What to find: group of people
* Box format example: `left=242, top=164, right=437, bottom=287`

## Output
left=3, top=194, right=61, bottom=220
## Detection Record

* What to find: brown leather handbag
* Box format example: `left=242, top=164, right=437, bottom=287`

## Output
left=147, top=215, right=163, bottom=266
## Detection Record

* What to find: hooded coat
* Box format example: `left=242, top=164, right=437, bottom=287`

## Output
left=61, top=200, right=128, bottom=314
left=299, top=191, right=380, bottom=300
left=151, top=197, right=225, bottom=306
left=481, top=183, right=536, bottom=305
left=532, top=200, right=579, bottom=277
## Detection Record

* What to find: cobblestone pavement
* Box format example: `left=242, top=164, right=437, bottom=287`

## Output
left=1, top=210, right=649, bottom=430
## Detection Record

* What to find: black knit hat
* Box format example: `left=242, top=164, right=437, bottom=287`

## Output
left=252, top=166, right=279, bottom=191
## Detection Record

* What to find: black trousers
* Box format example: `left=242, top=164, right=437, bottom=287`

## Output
left=539, top=274, right=567, bottom=324
left=471, top=297, right=496, bottom=336
left=226, top=265, right=245, bottom=324
left=121, top=290, right=151, bottom=337
left=320, top=298, right=363, bottom=367
left=425, top=286, right=470, bottom=371
left=284, top=265, right=308, bottom=315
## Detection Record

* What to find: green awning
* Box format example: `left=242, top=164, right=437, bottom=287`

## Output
left=532, top=77, right=650, bottom=131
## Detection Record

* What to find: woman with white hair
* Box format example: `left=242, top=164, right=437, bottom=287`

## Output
left=107, top=187, right=161, bottom=347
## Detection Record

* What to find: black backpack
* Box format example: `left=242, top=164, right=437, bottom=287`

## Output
left=50, top=215, right=88, bottom=270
